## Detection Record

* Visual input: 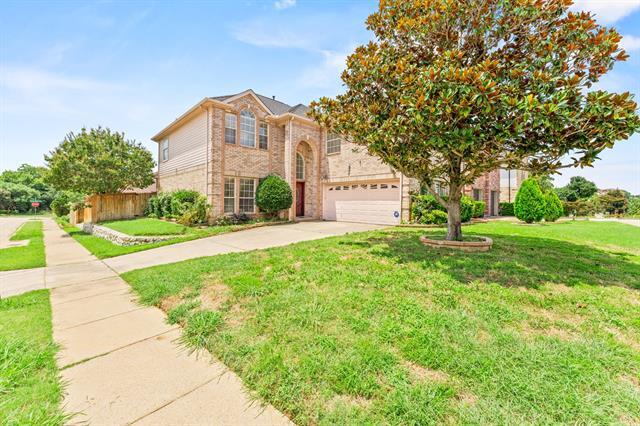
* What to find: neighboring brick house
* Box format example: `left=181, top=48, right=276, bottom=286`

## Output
left=500, top=169, right=529, bottom=204
left=151, top=89, right=501, bottom=225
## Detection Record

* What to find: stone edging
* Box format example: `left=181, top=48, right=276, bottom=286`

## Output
left=419, top=235, right=493, bottom=252
left=80, top=223, right=177, bottom=246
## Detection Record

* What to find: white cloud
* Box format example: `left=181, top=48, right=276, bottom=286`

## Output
left=274, top=0, right=296, bottom=10
left=570, top=0, right=640, bottom=24
left=620, top=34, right=640, bottom=51
left=231, top=21, right=313, bottom=49
left=0, top=65, right=118, bottom=93
left=297, top=50, right=348, bottom=89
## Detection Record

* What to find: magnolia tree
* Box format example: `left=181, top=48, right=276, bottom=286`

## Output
left=309, top=0, right=639, bottom=240
left=45, top=127, right=155, bottom=194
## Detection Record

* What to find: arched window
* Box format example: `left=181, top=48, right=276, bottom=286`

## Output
left=296, top=153, right=305, bottom=181
left=239, top=110, right=256, bottom=148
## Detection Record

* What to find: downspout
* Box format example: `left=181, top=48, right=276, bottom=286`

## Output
left=399, top=173, right=404, bottom=223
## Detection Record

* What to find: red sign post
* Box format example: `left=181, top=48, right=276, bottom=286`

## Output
left=31, top=201, right=40, bottom=215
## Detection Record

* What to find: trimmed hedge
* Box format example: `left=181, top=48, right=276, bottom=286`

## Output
left=256, top=175, right=292, bottom=216
left=514, top=178, right=546, bottom=223
left=543, top=191, right=563, bottom=222
left=411, top=194, right=474, bottom=224
left=499, top=202, right=514, bottom=216
left=472, top=201, right=486, bottom=218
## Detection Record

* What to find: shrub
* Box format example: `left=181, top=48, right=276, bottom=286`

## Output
left=212, top=213, right=251, bottom=226
left=177, top=194, right=209, bottom=226
left=500, top=202, right=514, bottom=216
left=424, top=210, right=449, bottom=224
left=628, top=197, right=640, bottom=216
left=411, top=194, right=473, bottom=223
left=256, top=175, right=293, bottom=216
left=159, top=193, right=173, bottom=217
left=171, top=190, right=201, bottom=217
left=50, top=191, right=85, bottom=217
left=543, top=191, right=563, bottom=222
left=145, top=196, right=161, bottom=217
left=514, top=178, right=546, bottom=223
left=563, top=199, right=596, bottom=217
left=472, top=201, right=486, bottom=218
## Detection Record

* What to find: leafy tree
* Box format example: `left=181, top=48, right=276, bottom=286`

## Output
left=628, top=197, right=640, bottom=216
left=515, top=178, right=546, bottom=223
left=0, top=181, right=40, bottom=212
left=309, top=0, right=639, bottom=240
left=50, top=191, right=85, bottom=217
left=556, top=176, right=598, bottom=201
left=543, top=190, right=563, bottom=222
left=535, top=175, right=555, bottom=193
left=598, top=189, right=628, bottom=215
left=256, top=175, right=293, bottom=216
left=1, top=164, right=55, bottom=209
left=45, top=127, right=155, bottom=194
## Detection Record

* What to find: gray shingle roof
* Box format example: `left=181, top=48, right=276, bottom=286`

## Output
left=210, top=90, right=309, bottom=118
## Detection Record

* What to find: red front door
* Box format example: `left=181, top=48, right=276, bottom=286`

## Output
left=296, top=182, right=305, bottom=217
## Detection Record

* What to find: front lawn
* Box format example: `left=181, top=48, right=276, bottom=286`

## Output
left=123, top=221, right=640, bottom=425
left=0, top=220, right=46, bottom=271
left=58, top=218, right=286, bottom=259
left=101, top=218, right=188, bottom=236
left=0, top=290, right=65, bottom=424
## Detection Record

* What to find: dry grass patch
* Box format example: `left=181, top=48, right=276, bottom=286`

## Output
left=403, top=360, right=450, bottom=383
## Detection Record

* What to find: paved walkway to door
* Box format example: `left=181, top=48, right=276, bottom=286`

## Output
left=43, top=218, right=291, bottom=425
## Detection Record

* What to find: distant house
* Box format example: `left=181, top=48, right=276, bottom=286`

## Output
left=500, top=169, right=529, bottom=203
left=151, top=89, right=501, bottom=224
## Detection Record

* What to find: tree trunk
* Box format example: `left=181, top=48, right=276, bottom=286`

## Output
left=446, top=181, right=463, bottom=241
left=446, top=198, right=463, bottom=241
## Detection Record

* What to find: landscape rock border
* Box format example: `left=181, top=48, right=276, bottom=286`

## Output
left=419, top=235, right=493, bottom=252
left=80, top=223, right=177, bottom=246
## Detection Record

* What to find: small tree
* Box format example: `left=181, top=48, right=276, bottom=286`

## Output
left=543, top=190, right=563, bottom=222
left=598, top=189, right=628, bottom=215
left=310, top=0, right=639, bottom=240
left=256, top=175, right=292, bottom=217
left=45, top=127, right=155, bottom=194
left=515, top=178, right=546, bottom=223
left=556, top=176, right=598, bottom=201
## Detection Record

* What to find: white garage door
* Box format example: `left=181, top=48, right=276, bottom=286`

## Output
left=323, top=181, right=401, bottom=225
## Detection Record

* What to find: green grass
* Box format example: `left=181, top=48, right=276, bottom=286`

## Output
left=123, top=221, right=640, bottom=425
left=101, top=218, right=189, bottom=236
left=57, top=217, right=286, bottom=259
left=0, top=220, right=46, bottom=271
left=0, top=290, right=65, bottom=425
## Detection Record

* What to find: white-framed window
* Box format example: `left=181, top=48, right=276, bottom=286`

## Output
left=161, top=139, right=169, bottom=161
left=225, top=114, right=237, bottom=145
left=327, top=132, right=341, bottom=155
left=259, top=122, right=268, bottom=150
left=296, top=153, right=305, bottom=181
left=224, top=177, right=235, bottom=214
left=240, top=110, right=256, bottom=148
left=239, top=178, right=256, bottom=213
left=500, top=169, right=517, bottom=187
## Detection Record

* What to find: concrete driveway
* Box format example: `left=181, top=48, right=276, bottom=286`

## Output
left=105, top=220, right=383, bottom=273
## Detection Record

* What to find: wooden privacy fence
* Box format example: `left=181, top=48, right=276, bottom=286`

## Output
left=70, top=193, right=154, bottom=224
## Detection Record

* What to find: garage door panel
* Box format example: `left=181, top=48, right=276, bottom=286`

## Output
left=323, top=181, right=401, bottom=225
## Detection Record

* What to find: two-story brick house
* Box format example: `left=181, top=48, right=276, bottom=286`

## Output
left=151, top=89, right=500, bottom=225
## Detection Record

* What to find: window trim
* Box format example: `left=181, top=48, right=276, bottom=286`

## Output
left=224, top=114, right=237, bottom=145
left=239, top=110, right=256, bottom=148
left=161, top=139, right=169, bottom=162
left=326, top=132, right=341, bottom=155
left=259, top=122, right=268, bottom=150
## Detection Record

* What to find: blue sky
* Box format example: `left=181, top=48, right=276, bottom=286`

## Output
left=1, top=0, right=638, bottom=192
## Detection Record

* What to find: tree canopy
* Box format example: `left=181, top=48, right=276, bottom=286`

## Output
left=310, top=0, right=639, bottom=240
left=555, top=176, right=598, bottom=201
left=45, top=127, right=155, bottom=194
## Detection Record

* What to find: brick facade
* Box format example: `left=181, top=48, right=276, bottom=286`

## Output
left=152, top=90, right=503, bottom=223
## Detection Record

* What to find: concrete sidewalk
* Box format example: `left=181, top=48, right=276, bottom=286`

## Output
left=105, top=220, right=381, bottom=273
left=43, top=218, right=292, bottom=425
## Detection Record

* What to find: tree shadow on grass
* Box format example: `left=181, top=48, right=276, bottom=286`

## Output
left=340, top=230, right=640, bottom=290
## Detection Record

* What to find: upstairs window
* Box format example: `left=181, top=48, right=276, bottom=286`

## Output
left=161, top=139, right=169, bottom=161
left=296, top=153, right=305, bottom=180
left=240, top=110, right=256, bottom=148
left=327, top=132, right=341, bottom=155
left=225, top=114, right=236, bottom=144
left=259, top=122, right=268, bottom=149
